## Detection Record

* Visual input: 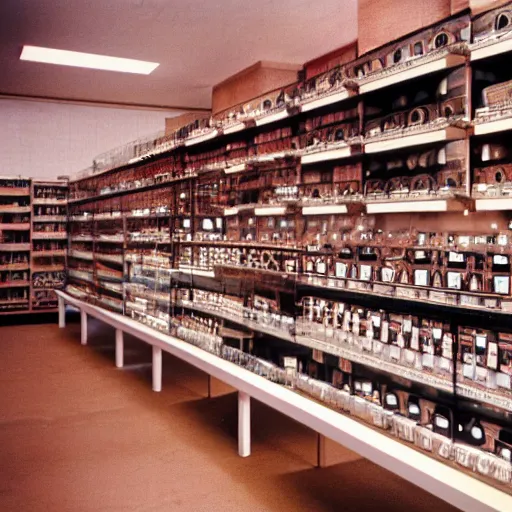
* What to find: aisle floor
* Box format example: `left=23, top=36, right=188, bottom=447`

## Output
left=0, top=315, right=458, bottom=512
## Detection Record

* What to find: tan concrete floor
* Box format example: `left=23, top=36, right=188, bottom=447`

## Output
left=0, top=314, right=458, bottom=512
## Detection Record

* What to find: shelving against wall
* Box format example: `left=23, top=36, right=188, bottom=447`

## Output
left=63, top=3, right=512, bottom=494
left=0, top=176, right=32, bottom=313
left=0, top=177, right=67, bottom=314
left=31, top=180, right=68, bottom=311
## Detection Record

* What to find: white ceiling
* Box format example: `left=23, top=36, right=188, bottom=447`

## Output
left=0, top=0, right=358, bottom=110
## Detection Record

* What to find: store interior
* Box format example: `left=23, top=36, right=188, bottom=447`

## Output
left=2, top=1, right=512, bottom=511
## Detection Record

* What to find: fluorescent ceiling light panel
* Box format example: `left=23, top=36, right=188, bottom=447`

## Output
left=20, top=45, right=159, bottom=75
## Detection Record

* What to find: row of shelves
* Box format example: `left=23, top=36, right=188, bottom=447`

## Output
left=66, top=200, right=512, bottom=320
left=61, top=3, right=512, bottom=498
left=64, top=258, right=512, bottom=495
left=69, top=7, right=512, bottom=184
left=65, top=236, right=512, bottom=411
left=0, top=177, right=68, bottom=314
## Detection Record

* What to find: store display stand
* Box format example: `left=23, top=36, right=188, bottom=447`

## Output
left=0, top=177, right=67, bottom=315
left=56, top=289, right=512, bottom=512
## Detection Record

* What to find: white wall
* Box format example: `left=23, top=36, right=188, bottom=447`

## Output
left=0, top=99, right=184, bottom=179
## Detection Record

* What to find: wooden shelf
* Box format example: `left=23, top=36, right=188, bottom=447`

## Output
left=171, top=267, right=216, bottom=278
left=300, top=89, right=353, bottom=112
left=32, top=250, right=67, bottom=257
left=68, top=173, right=195, bottom=206
left=359, top=54, right=467, bottom=94
left=366, top=197, right=468, bottom=214
left=33, top=216, right=67, bottom=223
left=254, top=109, right=289, bottom=126
left=0, top=243, right=30, bottom=251
left=300, top=145, right=357, bottom=164
left=32, top=198, right=67, bottom=205
left=223, top=121, right=246, bottom=135
left=0, top=281, right=30, bottom=289
left=254, top=206, right=288, bottom=216
left=32, top=265, right=65, bottom=272
left=95, top=236, right=124, bottom=244
left=96, top=253, right=123, bottom=265
left=473, top=117, right=512, bottom=136
left=0, top=206, right=31, bottom=214
left=92, top=213, right=123, bottom=221
left=224, top=162, right=247, bottom=174
left=0, top=223, right=31, bottom=231
left=32, top=232, right=67, bottom=240
left=184, top=129, right=219, bottom=147
left=32, top=179, right=68, bottom=187
left=0, top=299, right=29, bottom=305
left=0, top=263, right=29, bottom=271
left=364, top=126, right=467, bottom=154
left=69, top=216, right=92, bottom=222
left=0, top=187, right=30, bottom=196
left=224, top=207, right=240, bottom=216
left=302, top=204, right=349, bottom=215
left=70, top=236, right=94, bottom=242
left=68, top=250, right=94, bottom=261
left=475, top=198, right=512, bottom=211
left=471, top=37, right=512, bottom=62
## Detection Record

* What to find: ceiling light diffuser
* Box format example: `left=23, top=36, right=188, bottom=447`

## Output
left=20, top=45, right=159, bottom=75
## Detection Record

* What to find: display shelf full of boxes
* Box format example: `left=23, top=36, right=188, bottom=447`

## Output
left=0, top=177, right=68, bottom=314
left=0, top=176, right=32, bottom=313
left=57, top=3, right=512, bottom=506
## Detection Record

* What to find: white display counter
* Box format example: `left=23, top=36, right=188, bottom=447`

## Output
left=56, top=290, right=512, bottom=512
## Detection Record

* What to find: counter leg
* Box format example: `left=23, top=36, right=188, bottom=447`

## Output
left=238, top=391, right=251, bottom=457
left=115, top=329, right=124, bottom=368
left=152, top=346, right=162, bottom=392
left=317, top=433, right=327, bottom=468
left=80, top=310, right=87, bottom=345
left=58, top=297, right=66, bottom=328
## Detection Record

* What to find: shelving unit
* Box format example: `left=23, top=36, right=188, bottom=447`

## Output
left=0, top=177, right=68, bottom=314
left=0, top=176, right=32, bottom=313
left=50, top=3, right=512, bottom=504
left=30, top=179, right=68, bottom=311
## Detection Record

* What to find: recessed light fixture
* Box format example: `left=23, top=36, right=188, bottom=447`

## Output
left=20, top=45, right=159, bottom=75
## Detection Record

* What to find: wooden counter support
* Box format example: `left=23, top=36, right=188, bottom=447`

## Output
left=152, top=346, right=162, bottom=392
left=115, top=329, right=124, bottom=368
left=238, top=391, right=251, bottom=457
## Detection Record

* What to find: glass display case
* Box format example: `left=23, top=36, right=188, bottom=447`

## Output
left=60, top=5, right=512, bottom=494
left=124, top=250, right=172, bottom=331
